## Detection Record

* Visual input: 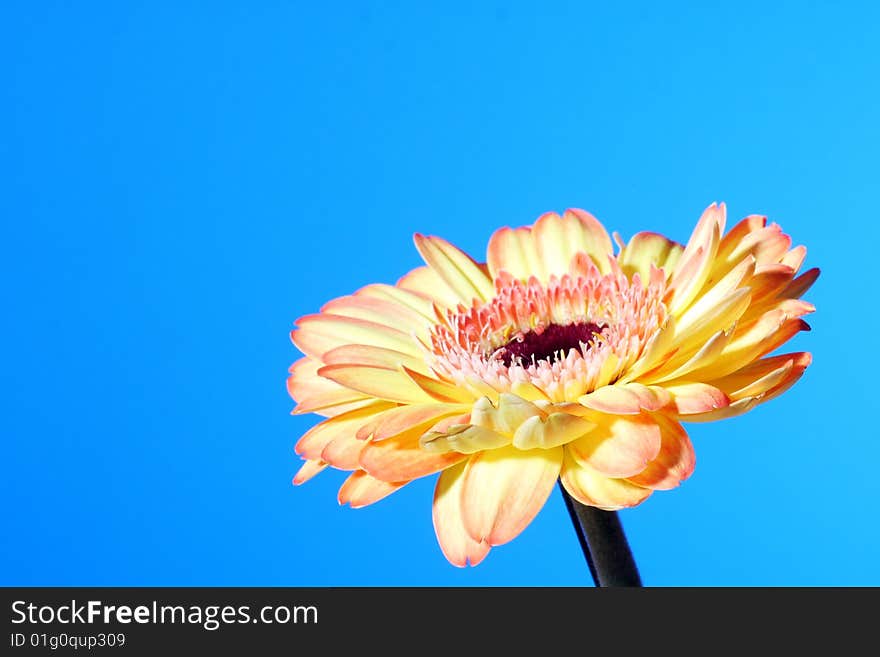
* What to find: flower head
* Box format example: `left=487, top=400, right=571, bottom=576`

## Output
left=288, top=204, right=818, bottom=566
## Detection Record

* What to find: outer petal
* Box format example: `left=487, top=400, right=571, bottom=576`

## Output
left=396, top=265, right=461, bottom=309
left=487, top=209, right=613, bottom=281
left=780, top=267, right=820, bottom=300
left=627, top=415, right=695, bottom=490
left=359, top=425, right=467, bottom=482
left=322, top=344, right=431, bottom=375
left=461, top=445, right=563, bottom=545
left=294, top=403, right=394, bottom=463
left=642, top=329, right=730, bottom=384
left=402, top=366, right=475, bottom=403
left=618, top=232, right=684, bottom=282
left=338, top=471, right=408, bottom=508
left=560, top=450, right=652, bottom=510
left=366, top=403, right=465, bottom=441
left=317, top=363, right=440, bottom=404
left=706, top=352, right=812, bottom=401
left=685, top=356, right=810, bottom=423
left=512, top=412, right=596, bottom=450
left=320, top=293, right=430, bottom=342
left=413, top=234, right=495, bottom=304
left=717, top=221, right=791, bottom=275
left=578, top=383, right=672, bottom=415
left=420, top=422, right=511, bottom=454
left=685, top=310, right=810, bottom=381
left=469, top=393, right=545, bottom=435
left=532, top=209, right=614, bottom=278
left=670, top=255, right=755, bottom=341
left=292, top=459, right=328, bottom=485
left=665, top=203, right=725, bottom=315
left=566, top=412, right=662, bottom=478
left=357, top=283, right=437, bottom=323
left=291, top=314, right=422, bottom=361
left=662, top=382, right=730, bottom=416
left=485, top=225, right=542, bottom=283
left=433, top=462, right=490, bottom=567
left=287, top=357, right=371, bottom=416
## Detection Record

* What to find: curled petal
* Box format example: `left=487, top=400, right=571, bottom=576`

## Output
left=627, top=416, right=695, bottom=490
left=470, top=393, right=545, bottom=435
left=420, top=423, right=510, bottom=454
left=560, top=450, right=652, bottom=510
left=512, top=412, right=596, bottom=450
left=566, top=413, right=662, bottom=478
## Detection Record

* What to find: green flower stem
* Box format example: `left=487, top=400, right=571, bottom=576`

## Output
left=558, top=482, right=642, bottom=587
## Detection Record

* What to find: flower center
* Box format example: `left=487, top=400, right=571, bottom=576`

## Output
left=426, top=265, right=668, bottom=402
left=492, top=322, right=606, bottom=367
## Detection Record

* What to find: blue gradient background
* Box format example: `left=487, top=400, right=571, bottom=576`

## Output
left=3, top=1, right=878, bottom=586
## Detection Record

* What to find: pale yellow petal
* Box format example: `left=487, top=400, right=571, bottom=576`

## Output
left=321, top=344, right=430, bottom=375
left=317, top=363, right=438, bottom=404
left=461, top=445, right=563, bottom=545
left=291, top=314, right=421, bottom=360
left=532, top=209, right=614, bottom=278
left=432, top=462, right=491, bottom=567
left=511, top=412, right=596, bottom=450
left=578, top=382, right=672, bottom=415
left=413, top=234, right=495, bottom=304
left=420, top=423, right=510, bottom=454
left=665, top=203, right=725, bottom=315
left=396, top=265, right=461, bottom=309
left=566, top=413, right=662, bottom=478
left=470, top=393, right=545, bottom=435
left=626, top=416, right=695, bottom=490
left=292, top=459, right=328, bottom=485
left=618, top=231, right=684, bottom=282
left=287, top=357, right=372, bottom=415
left=359, top=425, right=467, bottom=481
left=338, top=471, right=407, bottom=508
left=367, top=403, right=465, bottom=441
left=560, top=450, right=651, bottom=510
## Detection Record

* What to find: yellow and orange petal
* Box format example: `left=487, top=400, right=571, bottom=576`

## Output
left=288, top=202, right=817, bottom=566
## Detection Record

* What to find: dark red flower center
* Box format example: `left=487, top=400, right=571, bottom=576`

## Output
left=494, top=322, right=606, bottom=366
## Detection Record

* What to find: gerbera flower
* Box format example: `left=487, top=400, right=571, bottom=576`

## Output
left=288, top=203, right=817, bottom=566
